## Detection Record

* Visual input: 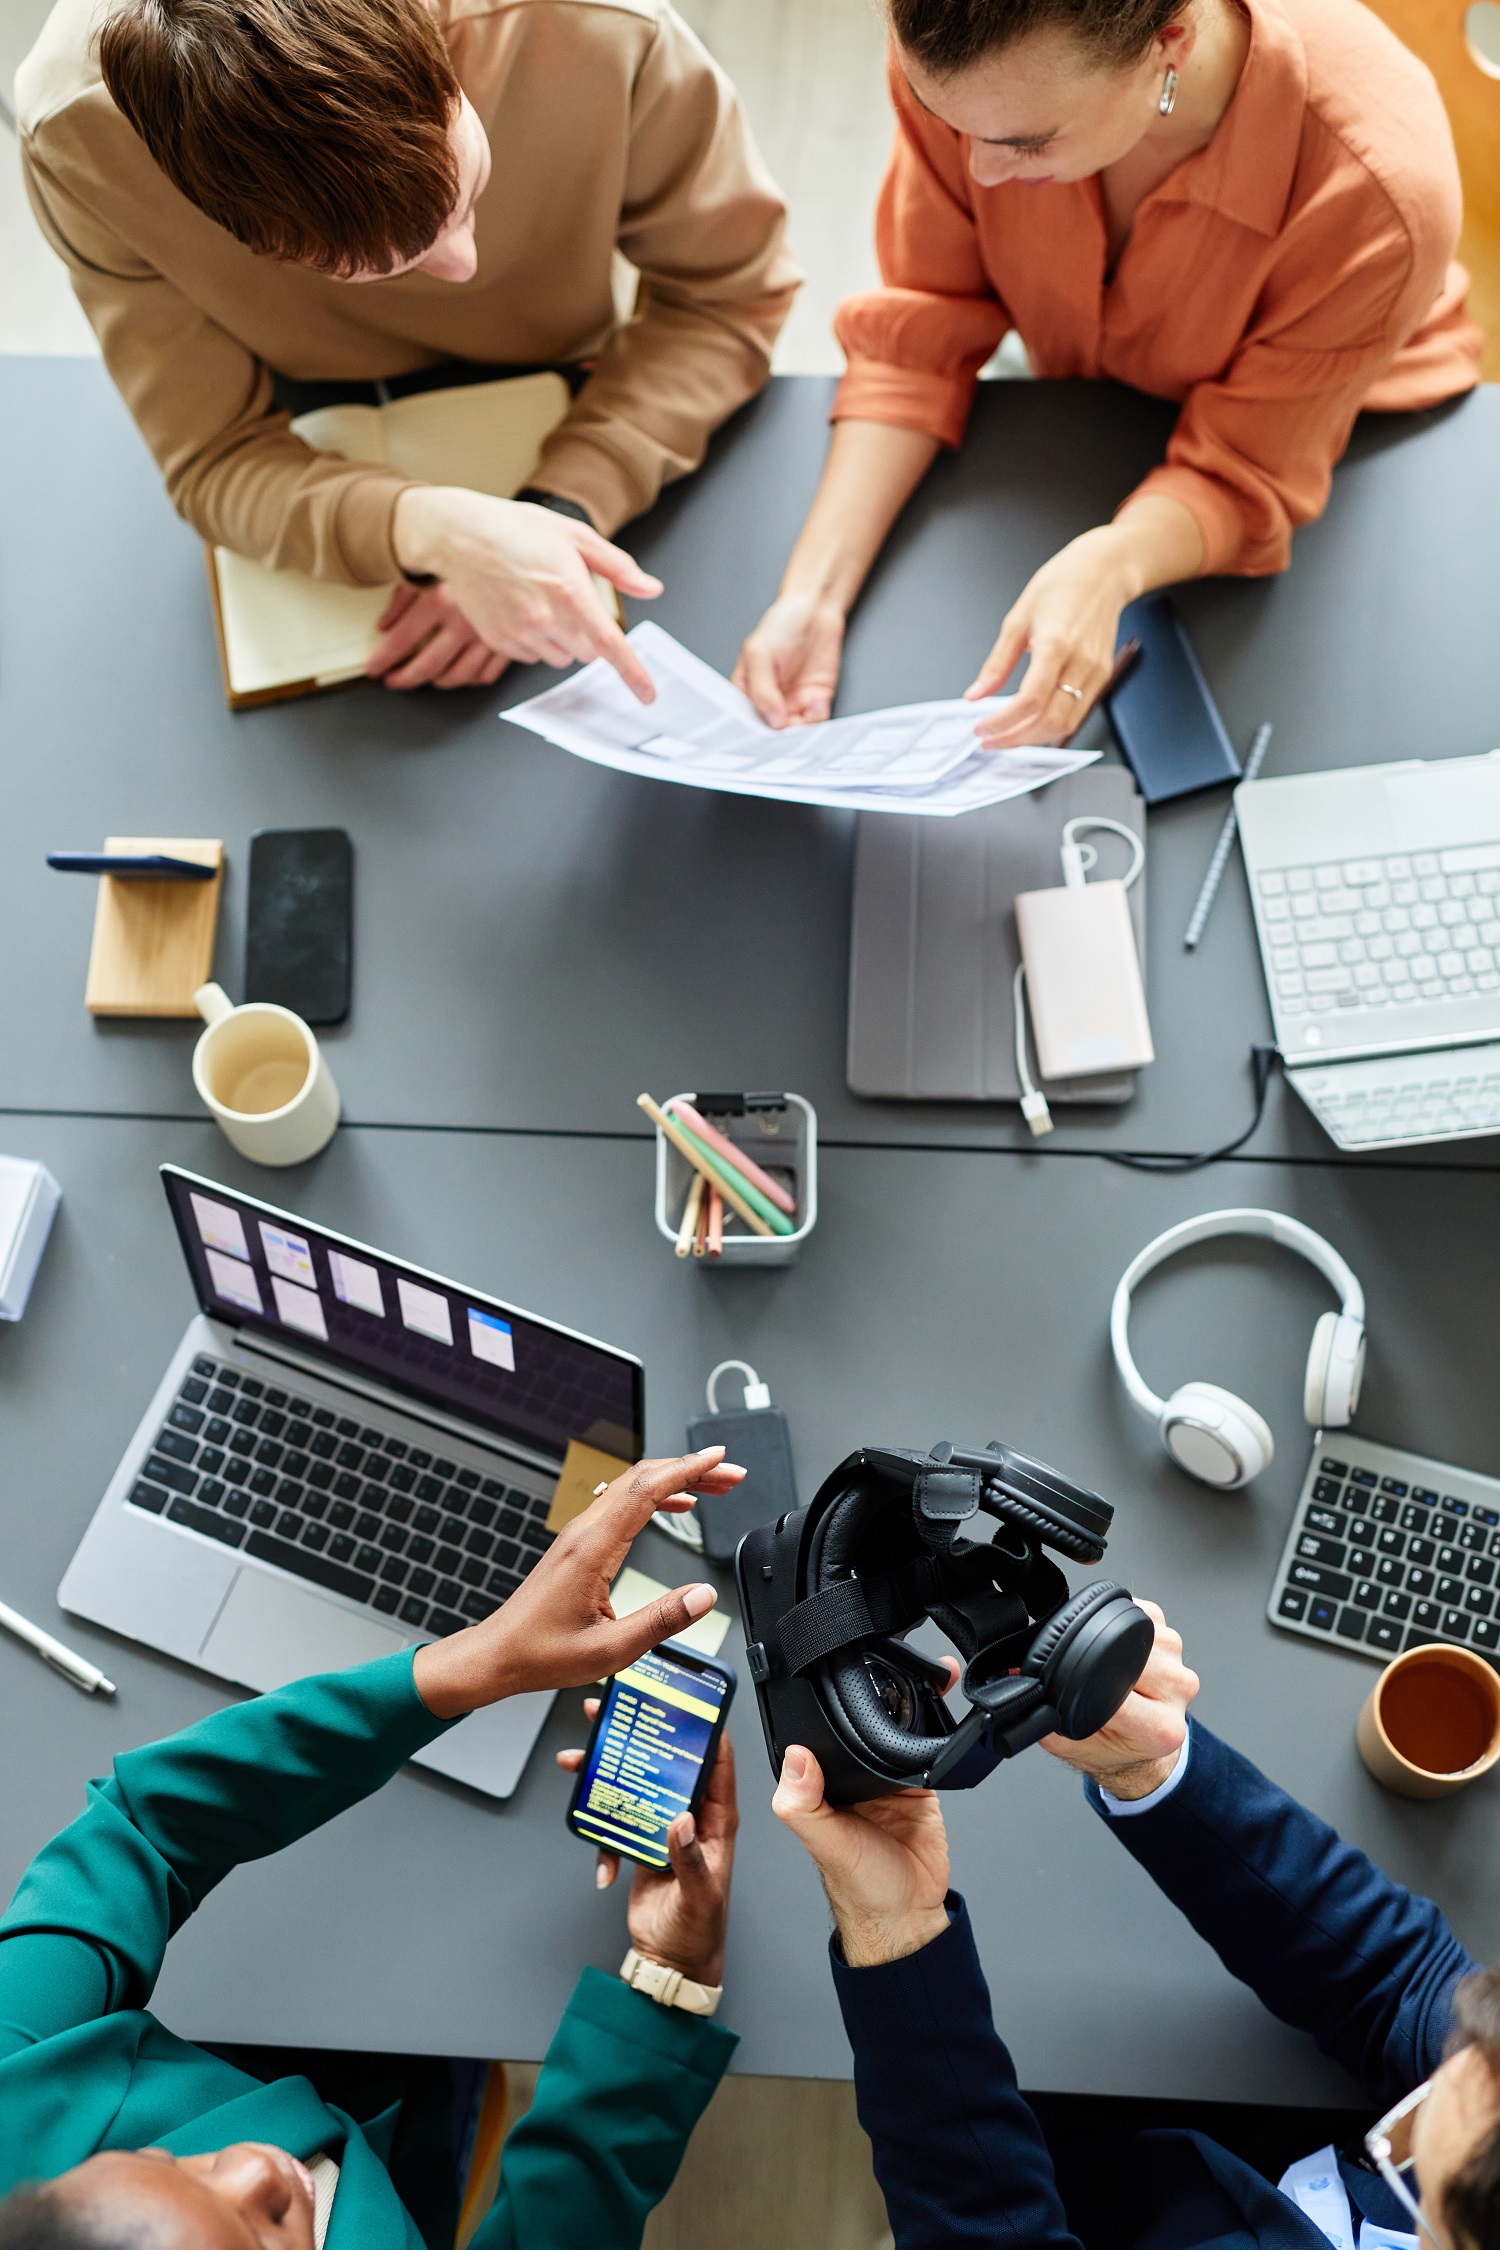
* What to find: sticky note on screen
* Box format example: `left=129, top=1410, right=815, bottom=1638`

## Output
left=547, top=1438, right=633, bottom=1533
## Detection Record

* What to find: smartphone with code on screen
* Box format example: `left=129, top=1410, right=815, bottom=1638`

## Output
left=567, top=1643, right=736, bottom=1868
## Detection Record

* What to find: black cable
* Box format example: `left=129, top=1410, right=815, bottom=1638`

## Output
left=1104, top=1044, right=1280, bottom=1173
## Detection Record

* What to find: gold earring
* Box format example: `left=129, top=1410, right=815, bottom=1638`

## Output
left=1159, top=66, right=1179, bottom=114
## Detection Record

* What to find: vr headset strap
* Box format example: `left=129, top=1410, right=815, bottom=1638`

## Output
left=776, top=1560, right=939, bottom=1678
left=775, top=1545, right=1043, bottom=1681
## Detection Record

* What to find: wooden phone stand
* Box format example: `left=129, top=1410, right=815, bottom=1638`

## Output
left=84, top=837, right=225, bottom=1017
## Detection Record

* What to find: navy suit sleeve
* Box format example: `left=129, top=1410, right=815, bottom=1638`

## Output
left=1089, top=1719, right=1476, bottom=2102
left=831, top=1895, right=1082, bottom=2250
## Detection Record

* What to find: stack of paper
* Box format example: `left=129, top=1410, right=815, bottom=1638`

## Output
left=505, top=622, right=1098, bottom=816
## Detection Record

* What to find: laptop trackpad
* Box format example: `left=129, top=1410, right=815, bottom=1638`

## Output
left=202, top=1567, right=407, bottom=1691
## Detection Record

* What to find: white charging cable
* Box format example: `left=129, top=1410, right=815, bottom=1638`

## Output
left=1014, top=818, right=1146, bottom=1137
left=654, top=1361, right=773, bottom=1550
left=1014, top=963, right=1052, bottom=1137
left=707, top=1359, right=771, bottom=1411
left=1060, top=816, right=1146, bottom=892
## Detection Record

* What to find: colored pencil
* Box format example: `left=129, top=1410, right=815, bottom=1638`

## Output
left=707, top=1184, right=724, bottom=1258
left=638, top=1094, right=777, bottom=1238
left=665, top=1111, right=794, bottom=1235
left=665, top=1098, right=798, bottom=1217
left=693, top=1189, right=709, bottom=1257
left=674, top=1170, right=705, bottom=1258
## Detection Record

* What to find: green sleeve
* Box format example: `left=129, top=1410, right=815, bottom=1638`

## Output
left=475, top=1970, right=736, bottom=2250
left=0, top=1653, right=450, bottom=2054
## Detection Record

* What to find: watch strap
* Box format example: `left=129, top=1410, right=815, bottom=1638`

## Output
left=514, top=486, right=595, bottom=528
left=619, top=1946, right=722, bottom=2017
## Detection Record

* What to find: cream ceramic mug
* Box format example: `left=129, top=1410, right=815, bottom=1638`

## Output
left=1356, top=1641, right=1500, bottom=1799
left=191, top=983, right=340, bottom=1167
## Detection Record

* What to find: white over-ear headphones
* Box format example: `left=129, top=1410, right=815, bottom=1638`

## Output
left=1110, top=1209, right=1367, bottom=1490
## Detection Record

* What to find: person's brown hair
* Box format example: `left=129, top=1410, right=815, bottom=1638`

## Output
left=98, top=0, right=462, bottom=275
left=887, top=0, right=1185, bottom=73
left=1445, top=1965, right=1500, bottom=2250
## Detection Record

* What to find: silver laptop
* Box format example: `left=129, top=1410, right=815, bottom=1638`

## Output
left=60, top=1166, right=643, bottom=1798
left=1235, top=748, right=1500, bottom=1151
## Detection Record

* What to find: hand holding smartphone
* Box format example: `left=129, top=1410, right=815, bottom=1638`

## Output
left=557, top=1656, right=737, bottom=1989
left=567, top=1643, right=735, bottom=1868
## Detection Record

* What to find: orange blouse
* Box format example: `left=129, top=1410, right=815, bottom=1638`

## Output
left=833, top=0, right=1484, bottom=575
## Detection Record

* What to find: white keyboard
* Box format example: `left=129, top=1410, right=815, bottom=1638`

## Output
left=1291, top=1042, right=1500, bottom=1149
left=1256, top=844, right=1500, bottom=1016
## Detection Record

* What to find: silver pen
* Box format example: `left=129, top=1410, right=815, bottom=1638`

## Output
left=1184, top=722, right=1273, bottom=951
left=0, top=1600, right=116, bottom=1696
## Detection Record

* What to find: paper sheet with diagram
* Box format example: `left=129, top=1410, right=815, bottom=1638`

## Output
left=504, top=621, right=1098, bottom=816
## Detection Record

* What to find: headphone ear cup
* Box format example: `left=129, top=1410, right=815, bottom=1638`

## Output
left=1024, top=1582, right=1155, bottom=1740
left=1304, top=1311, right=1366, bottom=1428
left=1020, top=1579, right=1120, bottom=1682
left=1159, top=1382, right=1273, bottom=1488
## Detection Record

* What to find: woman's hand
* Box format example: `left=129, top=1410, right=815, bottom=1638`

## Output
left=411, top=1448, right=744, bottom=1717
left=966, top=494, right=1205, bottom=749
left=732, top=591, right=846, bottom=728
left=731, top=419, right=941, bottom=727
left=558, top=1705, right=739, bottom=1986
left=1040, top=1600, right=1199, bottom=1800
left=390, top=486, right=663, bottom=701
left=367, top=583, right=510, bottom=691
left=771, top=1743, right=951, bottom=1967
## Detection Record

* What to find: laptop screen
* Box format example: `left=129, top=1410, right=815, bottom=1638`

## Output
left=161, top=1168, right=643, bottom=1467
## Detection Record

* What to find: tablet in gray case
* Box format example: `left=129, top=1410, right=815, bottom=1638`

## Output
left=846, top=765, right=1146, bottom=1105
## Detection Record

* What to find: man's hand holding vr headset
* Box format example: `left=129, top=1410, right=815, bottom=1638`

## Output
left=771, top=1602, right=1200, bottom=1968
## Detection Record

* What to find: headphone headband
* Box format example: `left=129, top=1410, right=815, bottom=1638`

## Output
left=1110, top=1208, right=1365, bottom=1420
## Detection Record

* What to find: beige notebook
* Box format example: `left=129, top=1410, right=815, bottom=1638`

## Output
left=208, top=371, right=582, bottom=709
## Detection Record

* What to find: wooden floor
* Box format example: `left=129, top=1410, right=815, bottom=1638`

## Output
left=493, top=2059, right=894, bottom=2250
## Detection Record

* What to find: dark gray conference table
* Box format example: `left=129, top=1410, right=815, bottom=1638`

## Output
left=2, top=1112, right=1498, bottom=2101
left=5, top=360, right=1500, bottom=1164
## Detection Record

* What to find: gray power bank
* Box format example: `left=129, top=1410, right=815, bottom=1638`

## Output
left=685, top=1406, right=798, bottom=1563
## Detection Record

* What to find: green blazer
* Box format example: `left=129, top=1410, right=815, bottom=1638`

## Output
left=0, top=1653, right=737, bottom=2249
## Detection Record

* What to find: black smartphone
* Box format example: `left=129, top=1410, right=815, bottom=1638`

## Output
left=244, top=829, right=352, bottom=1024
left=567, top=1642, right=736, bottom=1868
left=1103, top=593, right=1241, bottom=806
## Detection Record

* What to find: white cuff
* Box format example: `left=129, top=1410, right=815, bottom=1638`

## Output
left=1096, top=1728, right=1191, bottom=1818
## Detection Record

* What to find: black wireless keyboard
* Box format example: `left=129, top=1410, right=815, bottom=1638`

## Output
left=1269, top=1430, right=1500, bottom=1665
left=126, top=1354, right=554, bottom=1638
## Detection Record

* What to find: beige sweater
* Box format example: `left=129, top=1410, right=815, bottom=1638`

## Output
left=18, top=0, right=800, bottom=580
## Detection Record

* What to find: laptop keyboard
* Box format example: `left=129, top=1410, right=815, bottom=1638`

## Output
left=1256, top=845, right=1500, bottom=1017
left=1292, top=1042, right=1500, bottom=1149
left=126, top=1354, right=555, bottom=1639
left=1269, top=1431, right=1500, bottom=1666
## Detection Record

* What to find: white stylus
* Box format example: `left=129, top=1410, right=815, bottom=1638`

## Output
left=1183, top=722, right=1273, bottom=950
left=0, top=1600, right=116, bottom=1696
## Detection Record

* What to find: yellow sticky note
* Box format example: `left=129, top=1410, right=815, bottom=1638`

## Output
left=546, top=1438, right=633, bottom=1534
left=610, top=1566, right=732, bottom=1659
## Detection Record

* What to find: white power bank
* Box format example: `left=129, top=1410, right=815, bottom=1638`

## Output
left=1014, top=880, right=1154, bottom=1080
left=0, top=1157, right=61, bottom=1321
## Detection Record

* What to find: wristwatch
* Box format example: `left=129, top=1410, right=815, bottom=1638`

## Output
left=619, top=1947, right=723, bottom=2017
left=514, top=486, right=595, bottom=528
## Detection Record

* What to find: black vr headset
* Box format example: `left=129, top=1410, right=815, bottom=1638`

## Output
left=735, top=1440, right=1154, bottom=1803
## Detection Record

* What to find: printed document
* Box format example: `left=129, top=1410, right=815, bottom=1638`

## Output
left=504, top=622, right=1097, bottom=816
